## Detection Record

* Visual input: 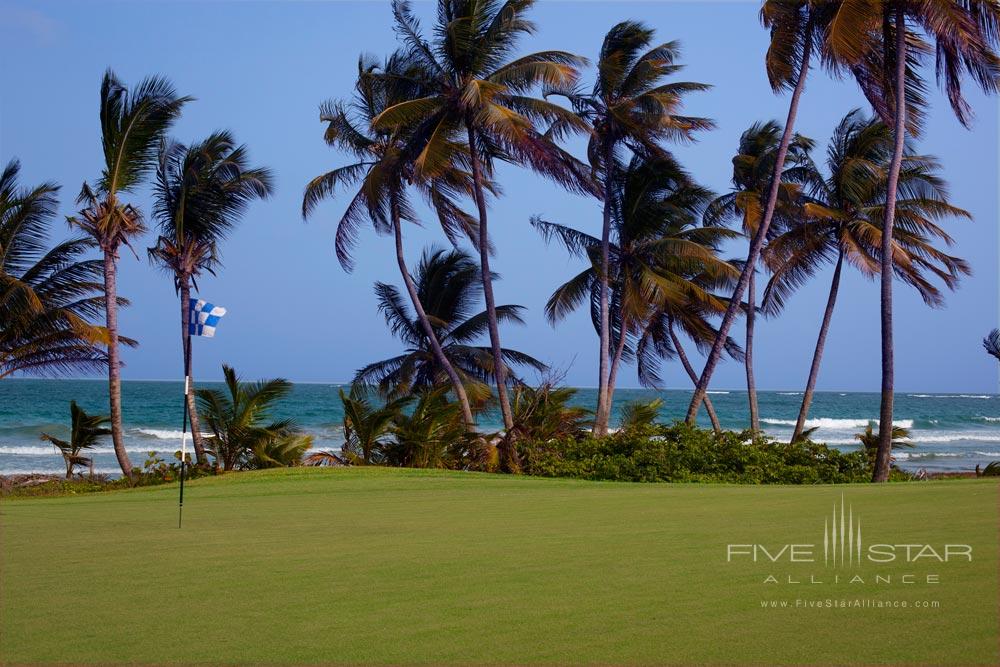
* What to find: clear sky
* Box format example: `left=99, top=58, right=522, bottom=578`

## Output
left=1, top=0, right=997, bottom=392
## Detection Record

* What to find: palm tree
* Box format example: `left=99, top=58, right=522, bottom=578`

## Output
left=337, top=388, right=407, bottom=465
left=855, top=421, right=913, bottom=465
left=548, top=21, right=713, bottom=435
left=372, top=0, right=594, bottom=470
left=67, top=70, right=189, bottom=481
left=764, top=109, right=971, bottom=443
left=354, top=247, right=545, bottom=401
left=385, top=386, right=467, bottom=469
left=40, top=401, right=112, bottom=478
left=150, top=131, right=273, bottom=463
left=1, top=160, right=129, bottom=378
left=703, top=121, right=815, bottom=430
left=195, top=364, right=309, bottom=471
left=685, top=0, right=830, bottom=424
left=984, top=330, right=1000, bottom=361
left=508, top=382, right=591, bottom=442
left=533, top=155, right=739, bottom=427
left=303, top=52, right=479, bottom=430
left=822, top=1, right=1000, bottom=482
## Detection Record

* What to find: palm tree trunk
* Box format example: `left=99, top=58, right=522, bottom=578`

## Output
left=668, top=322, right=721, bottom=433
left=593, top=142, right=615, bottom=436
left=792, top=250, right=844, bottom=443
left=465, top=119, right=517, bottom=472
left=874, top=4, right=907, bottom=483
left=390, top=198, right=476, bottom=430
left=685, top=30, right=813, bottom=424
left=179, top=278, right=206, bottom=464
left=605, top=326, right=628, bottom=428
left=745, top=270, right=760, bottom=431
left=102, top=250, right=133, bottom=482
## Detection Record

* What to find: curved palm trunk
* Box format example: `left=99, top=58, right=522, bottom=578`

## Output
left=102, top=250, right=133, bottom=482
left=605, top=326, right=629, bottom=429
left=465, top=120, right=517, bottom=472
left=668, top=323, right=721, bottom=433
left=593, top=144, right=615, bottom=436
left=179, top=279, right=207, bottom=464
left=390, top=202, right=476, bottom=430
left=792, top=250, right=845, bottom=442
left=745, top=270, right=760, bottom=431
left=874, top=5, right=907, bottom=483
left=685, top=32, right=813, bottom=424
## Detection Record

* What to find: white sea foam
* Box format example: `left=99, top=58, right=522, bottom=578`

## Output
left=761, top=417, right=913, bottom=429
left=135, top=428, right=210, bottom=439
left=973, top=451, right=1000, bottom=457
left=978, top=416, right=1000, bottom=422
left=0, top=467, right=123, bottom=475
left=777, top=392, right=802, bottom=396
left=909, top=433, right=1000, bottom=444
left=894, top=452, right=966, bottom=460
left=909, top=394, right=992, bottom=399
left=0, top=445, right=165, bottom=456
left=706, top=391, right=730, bottom=395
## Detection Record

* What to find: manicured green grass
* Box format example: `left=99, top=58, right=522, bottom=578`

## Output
left=2, top=468, right=996, bottom=665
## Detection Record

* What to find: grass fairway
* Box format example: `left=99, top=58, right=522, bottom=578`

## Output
left=1, top=468, right=997, bottom=665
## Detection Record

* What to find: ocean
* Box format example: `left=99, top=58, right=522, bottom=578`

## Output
left=2, top=379, right=999, bottom=475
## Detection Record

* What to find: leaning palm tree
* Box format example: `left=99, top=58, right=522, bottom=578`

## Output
left=303, top=52, right=479, bottom=429
left=533, top=155, right=740, bottom=424
left=354, top=247, right=545, bottom=402
left=0, top=160, right=128, bottom=378
left=372, top=0, right=594, bottom=470
left=67, top=70, right=189, bottom=481
left=822, top=1, right=1000, bottom=482
left=685, top=0, right=832, bottom=424
left=703, top=120, right=815, bottom=430
left=40, top=401, right=112, bottom=478
left=150, top=131, right=273, bottom=463
left=548, top=20, right=713, bottom=435
left=764, top=109, right=971, bottom=443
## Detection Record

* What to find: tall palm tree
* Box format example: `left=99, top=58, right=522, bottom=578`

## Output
left=685, top=0, right=831, bottom=424
left=822, top=1, right=1000, bottom=481
left=354, top=247, right=545, bottom=400
left=548, top=21, right=713, bottom=435
left=703, top=121, right=815, bottom=430
left=150, top=131, right=273, bottom=463
left=372, top=0, right=594, bottom=470
left=533, top=155, right=739, bottom=423
left=303, top=52, right=480, bottom=429
left=1, top=160, right=129, bottom=378
left=67, top=70, right=189, bottom=481
left=764, top=109, right=970, bottom=443
left=40, top=401, right=112, bottom=478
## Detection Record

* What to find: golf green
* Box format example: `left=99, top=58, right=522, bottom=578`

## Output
left=2, top=468, right=997, bottom=665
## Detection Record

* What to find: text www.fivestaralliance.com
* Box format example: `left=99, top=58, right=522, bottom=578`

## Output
left=761, top=599, right=941, bottom=609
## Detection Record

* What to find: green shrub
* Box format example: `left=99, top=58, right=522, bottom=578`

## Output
left=518, top=422, right=873, bottom=484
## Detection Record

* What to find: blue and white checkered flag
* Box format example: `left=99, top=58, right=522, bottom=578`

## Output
left=188, top=299, right=226, bottom=337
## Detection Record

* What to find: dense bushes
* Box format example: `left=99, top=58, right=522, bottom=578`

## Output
left=518, top=422, right=873, bottom=484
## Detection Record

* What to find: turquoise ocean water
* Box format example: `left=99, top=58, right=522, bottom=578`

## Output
left=2, top=380, right=999, bottom=475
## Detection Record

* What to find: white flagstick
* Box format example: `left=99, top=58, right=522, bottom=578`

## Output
left=181, top=376, right=189, bottom=463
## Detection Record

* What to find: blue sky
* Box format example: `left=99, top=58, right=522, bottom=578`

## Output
left=1, top=0, right=997, bottom=392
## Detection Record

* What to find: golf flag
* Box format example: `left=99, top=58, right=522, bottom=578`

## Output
left=189, top=299, right=226, bottom=337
